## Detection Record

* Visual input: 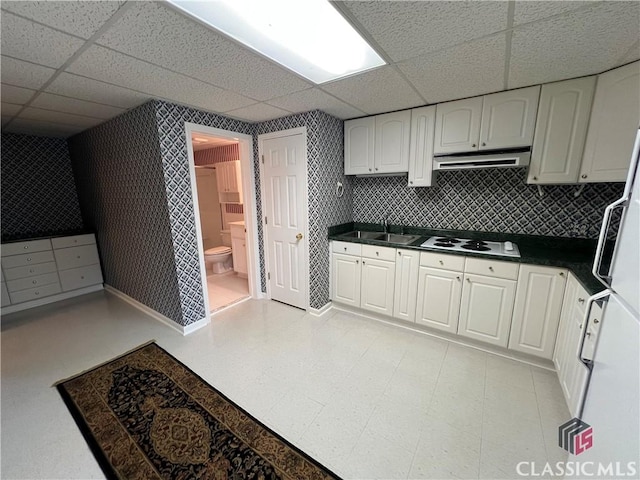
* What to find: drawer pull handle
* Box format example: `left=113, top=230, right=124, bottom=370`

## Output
left=362, top=260, right=366, bottom=264
left=559, top=272, right=564, bottom=276
left=466, top=278, right=470, bottom=283
left=344, top=247, right=347, bottom=251
left=32, top=280, right=37, bottom=284
left=456, top=276, right=460, bottom=281
left=29, top=269, right=34, bottom=273
left=593, top=319, right=599, bottom=324
left=489, top=266, right=494, bottom=271
left=81, top=276, right=85, bottom=279
left=439, top=260, right=443, bottom=265
left=578, top=298, right=585, bottom=303
left=376, top=252, right=379, bottom=256
left=77, top=256, right=81, bottom=259
left=23, top=246, right=28, bottom=250
left=35, top=291, right=39, bottom=295
left=356, top=260, right=359, bottom=264
left=27, top=258, right=32, bottom=261
left=398, top=251, right=401, bottom=256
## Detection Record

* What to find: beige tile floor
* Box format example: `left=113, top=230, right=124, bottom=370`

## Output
left=1, top=291, right=569, bottom=479
left=207, top=271, right=249, bottom=311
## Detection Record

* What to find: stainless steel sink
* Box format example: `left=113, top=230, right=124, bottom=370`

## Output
left=340, top=231, right=421, bottom=245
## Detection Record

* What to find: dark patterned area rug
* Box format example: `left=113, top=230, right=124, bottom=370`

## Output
left=56, top=342, right=341, bottom=480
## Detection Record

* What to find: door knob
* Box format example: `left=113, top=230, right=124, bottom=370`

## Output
left=296, top=233, right=303, bottom=240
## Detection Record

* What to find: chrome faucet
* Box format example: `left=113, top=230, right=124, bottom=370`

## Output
left=383, top=214, right=390, bottom=233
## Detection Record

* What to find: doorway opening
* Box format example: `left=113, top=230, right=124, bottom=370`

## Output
left=184, top=123, right=259, bottom=314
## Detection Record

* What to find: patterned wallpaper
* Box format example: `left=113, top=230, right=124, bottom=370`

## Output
left=256, top=110, right=352, bottom=309
left=153, top=100, right=253, bottom=326
left=1, top=133, right=83, bottom=241
left=194, top=144, right=239, bottom=165
left=68, top=103, right=184, bottom=324
left=353, top=169, right=624, bottom=238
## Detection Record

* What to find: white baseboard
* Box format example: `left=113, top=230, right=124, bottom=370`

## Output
left=1, top=284, right=103, bottom=316
left=308, top=301, right=333, bottom=317
left=104, top=285, right=210, bottom=336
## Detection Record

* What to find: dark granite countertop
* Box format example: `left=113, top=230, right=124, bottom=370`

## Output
left=1, top=229, right=96, bottom=244
left=328, top=222, right=608, bottom=295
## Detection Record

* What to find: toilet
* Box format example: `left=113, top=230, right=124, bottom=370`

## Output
left=204, top=231, right=233, bottom=274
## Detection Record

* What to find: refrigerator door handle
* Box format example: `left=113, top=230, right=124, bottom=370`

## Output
left=593, top=128, right=640, bottom=288
left=577, top=289, right=611, bottom=418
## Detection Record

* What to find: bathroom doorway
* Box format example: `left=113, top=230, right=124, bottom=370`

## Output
left=184, top=123, right=259, bottom=313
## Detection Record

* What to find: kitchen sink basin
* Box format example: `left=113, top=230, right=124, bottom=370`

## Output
left=340, top=231, right=421, bottom=245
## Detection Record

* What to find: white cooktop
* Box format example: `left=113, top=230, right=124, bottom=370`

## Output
left=420, top=236, right=520, bottom=258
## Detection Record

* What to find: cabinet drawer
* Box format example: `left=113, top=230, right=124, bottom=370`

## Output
left=332, top=241, right=362, bottom=256
left=362, top=244, right=396, bottom=261
left=6, top=272, right=60, bottom=293
left=3, top=261, right=57, bottom=281
left=1, top=282, right=10, bottom=307
left=420, top=251, right=465, bottom=271
left=51, top=234, right=95, bottom=249
left=1, top=239, right=52, bottom=257
left=54, top=244, right=100, bottom=270
left=1, top=250, right=55, bottom=269
left=59, top=265, right=103, bottom=291
left=465, top=257, right=519, bottom=280
left=9, top=282, right=61, bottom=304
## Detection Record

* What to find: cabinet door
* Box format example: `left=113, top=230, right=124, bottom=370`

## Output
left=331, top=253, right=361, bottom=307
left=408, top=106, right=436, bottom=187
left=560, top=300, right=590, bottom=416
left=231, top=237, right=248, bottom=276
left=360, top=257, right=395, bottom=316
left=434, top=97, right=483, bottom=154
left=553, top=272, right=578, bottom=370
left=393, top=249, right=420, bottom=322
left=581, top=61, right=640, bottom=183
left=479, top=86, right=540, bottom=150
left=374, top=110, right=411, bottom=173
left=415, top=266, right=462, bottom=334
left=345, top=117, right=375, bottom=175
left=458, top=273, right=516, bottom=347
left=509, top=265, right=567, bottom=359
left=528, top=77, right=596, bottom=184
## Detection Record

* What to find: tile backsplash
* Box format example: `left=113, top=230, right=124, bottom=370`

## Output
left=353, top=168, right=623, bottom=238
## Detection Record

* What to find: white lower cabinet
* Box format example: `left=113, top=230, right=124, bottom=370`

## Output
left=393, top=249, right=420, bottom=322
left=361, top=256, right=395, bottom=316
left=509, top=265, right=567, bottom=359
left=331, top=253, right=361, bottom=307
left=415, top=266, right=462, bottom=334
left=458, top=273, right=517, bottom=348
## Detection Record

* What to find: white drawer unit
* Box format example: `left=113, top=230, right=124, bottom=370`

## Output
left=6, top=272, right=60, bottom=293
left=9, top=282, right=62, bottom=304
left=54, top=244, right=100, bottom=270
left=59, top=265, right=103, bottom=292
left=332, top=241, right=362, bottom=256
left=1, top=233, right=103, bottom=314
left=3, top=261, right=58, bottom=281
left=1, top=238, right=52, bottom=257
left=1, top=250, right=55, bottom=269
left=362, top=244, right=396, bottom=261
left=51, top=234, right=96, bottom=249
left=420, top=251, right=465, bottom=271
left=464, top=257, right=519, bottom=280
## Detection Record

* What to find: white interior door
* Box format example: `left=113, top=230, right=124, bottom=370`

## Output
left=261, top=131, right=308, bottom=309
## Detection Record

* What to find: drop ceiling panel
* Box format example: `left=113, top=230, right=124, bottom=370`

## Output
left=1, top=0, right=125, bottom=39
left=1, top=102, right=23, bottom=116
left=509, top=1, right=640, bottom=88
left=398, top=34, right=506, bottom=104
left=322, top=66, right=423, bottom=115
left=46, top=72, right=149, bottom=109
left=619, top=41, right=640, bottom=65
left=1, top=13, right=84, bottom=68
left=1, top=56, right=56, bottom=89
left=96, top=2, right=311, bottom=101
left=30, top=93, right=126, bottom=119
left=66, top=45, right=256, bottom=113
left=18, top=107, right=103, bottom=128
left=4, top=117, right=82, bottom=137
left=224, top=103, right=292, bottom=123
left=1, top=84, right=36, bottom=104
left=342, top=0, right=508, bottom=63
left=267, top=88, right=365, bottom=119
left=513, top=1, right=599, bottom=26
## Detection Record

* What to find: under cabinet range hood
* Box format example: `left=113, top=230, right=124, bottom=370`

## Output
left=433, top=148, right=531, bottom=171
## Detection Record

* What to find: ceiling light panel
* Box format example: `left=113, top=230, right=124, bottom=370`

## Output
left=167, top=0, right=386, bottom=84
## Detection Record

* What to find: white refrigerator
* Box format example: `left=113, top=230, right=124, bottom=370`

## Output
left=578, top=128, right=640, bottom=469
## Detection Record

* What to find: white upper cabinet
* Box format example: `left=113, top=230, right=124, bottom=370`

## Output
left=375, top=111, right=411, bottom=174
left=528, top=77, right=596, bottom=184
left=434, top=97, right=483, bottom=154
left=408, top=105, right=436, bottom=187
left=434, top=86, right=540, bottom=155
left=344, top=117, right=375, bottom=175
left=215, top=160, right=243, bottom=203
left=344, top=111, right=410, bottom=175
left=581, top=61, right=640, bottom=183
left=479, top=86, right=540, bottom=150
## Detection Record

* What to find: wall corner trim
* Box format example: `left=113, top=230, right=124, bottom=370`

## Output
left=104, top=285, right=209, bottom=336
left=308, top=301, right=332, bottom=317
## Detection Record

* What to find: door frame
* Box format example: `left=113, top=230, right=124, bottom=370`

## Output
left=258, top=126, right=310, bottom=310
left=184, top=122, right=262, bottom=311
